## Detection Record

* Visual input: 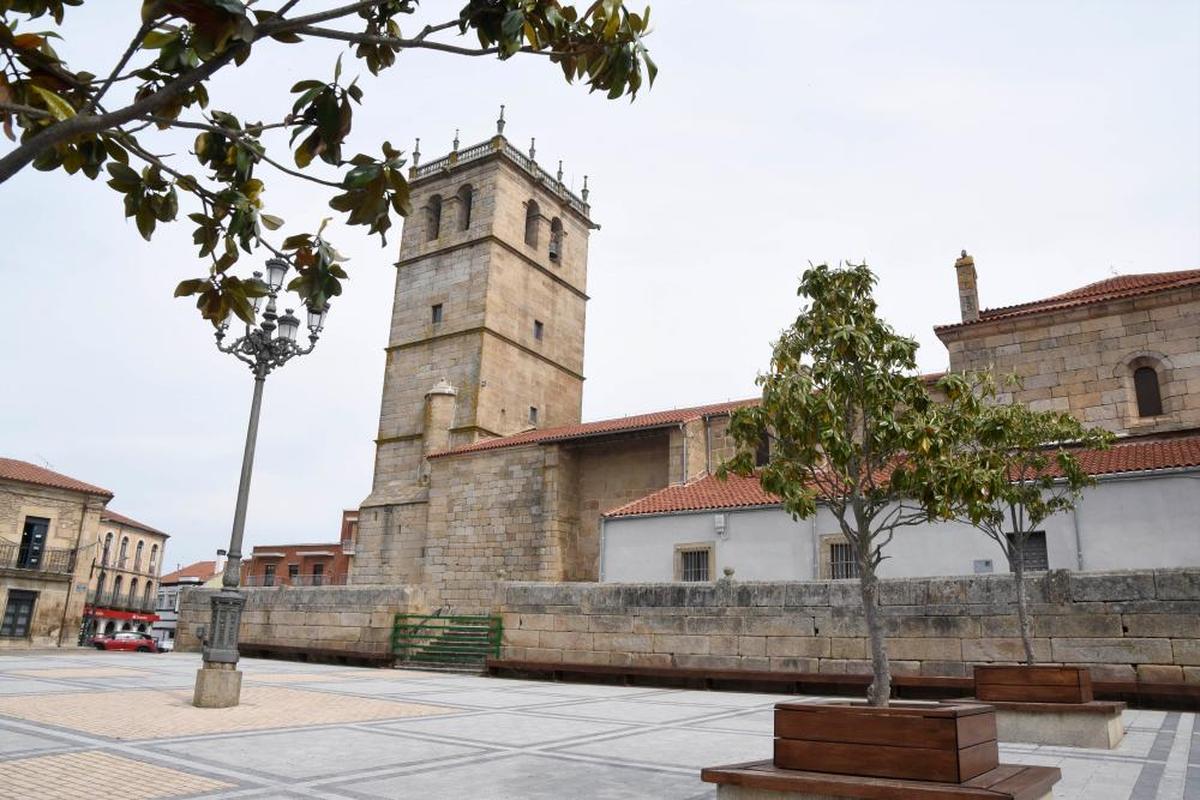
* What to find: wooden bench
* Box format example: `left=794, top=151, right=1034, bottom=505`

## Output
left=485, top=658, right=969, bottom=698
left=485, top=658, right=1200, bottom=710
left=701, top=760, right=1061, bottom=800
left=238, top=641, right=393, bottom=668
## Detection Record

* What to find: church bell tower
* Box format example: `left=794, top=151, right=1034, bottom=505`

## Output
left=353, top=112, right=595, bottom=583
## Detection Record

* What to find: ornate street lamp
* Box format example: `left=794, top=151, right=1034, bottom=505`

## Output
left=193, top=257, right=329, bottom=708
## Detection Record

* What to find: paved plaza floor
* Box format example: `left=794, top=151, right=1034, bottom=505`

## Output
left=0, top=650, right=1195, bottom=799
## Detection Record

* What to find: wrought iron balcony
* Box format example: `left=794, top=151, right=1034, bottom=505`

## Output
left=85, top=590, right=157, bottom=614
left=0, top=543, right=75, bottom=575
left=242, top=573, right=347, bottom=588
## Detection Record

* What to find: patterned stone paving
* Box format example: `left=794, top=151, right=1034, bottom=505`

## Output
left=0, top=650, right=1195, bottom=799
left=0, top=751, right=233, bottom=799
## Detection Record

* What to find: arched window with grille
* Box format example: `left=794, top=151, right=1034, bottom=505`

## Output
left=143, top=581, right=154, bottom=607
left=128, top=578, right=139, bottom=605
left=112, top=575, right=123, bottom=605
left=524, top=200, right=540, bottom=246
left=457, top=184, right=473, bottom=230
left=549, top=217, right=563, bottom=263
left=426, top=194, right=442, bottom=241
left=95, top=572, right=106, bottom=601
left=101, top=532, right=112, bottom=566
left=149, top=544, right=159, bottom=574
left=1134, top=366, right=1163, bottom=417
left=134, top=541, right=144, bottom=571
left=118, top=537, right=128, bottom=568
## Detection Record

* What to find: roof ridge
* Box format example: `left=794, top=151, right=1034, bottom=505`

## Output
left=0, top=456, right=113, bottom=497
left=430, top=397, right=760, bottom=458
left=937, top=268, right=1199, bottom=332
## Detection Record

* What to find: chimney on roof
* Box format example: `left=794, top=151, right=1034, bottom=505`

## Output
left=955, top=250, right=980, bottom=323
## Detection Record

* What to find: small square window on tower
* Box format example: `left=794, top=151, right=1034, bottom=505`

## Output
left=528, top=406, right=539, bottom=425
left=533, top=320, right=544, bottom=340
left=431, top=303, right=443, bottom=324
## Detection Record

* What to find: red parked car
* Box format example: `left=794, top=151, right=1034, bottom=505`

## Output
left=90, top=631, right=161, bottom=653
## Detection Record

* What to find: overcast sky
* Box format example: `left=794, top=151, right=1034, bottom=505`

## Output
left=2, top=1, right=1197, bottom=572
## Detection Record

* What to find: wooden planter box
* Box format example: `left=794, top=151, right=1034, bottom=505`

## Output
left=773, top=701, right=999, bottom=783
left=975, top=665, right=1093, bottom=704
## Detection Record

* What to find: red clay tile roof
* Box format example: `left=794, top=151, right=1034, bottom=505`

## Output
left=0, top=457, right=113, bottom=497
left=100, top=509, right=169, bottom=538
left=430, top=398, right=759, bottom=458
left=159, top=560, right=220, bottom=584
left=936, top=269, right=1200, bottom=332
left=605, top=432, right=1200, bottom=518
left=606, top=473, right=780, bottom=517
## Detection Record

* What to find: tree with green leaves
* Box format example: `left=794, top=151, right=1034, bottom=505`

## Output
left=720, top=263, right=973, bottom=707
left=932, top=373, right=1113, bottom=665
left=0, top=0, right=655, bottom=324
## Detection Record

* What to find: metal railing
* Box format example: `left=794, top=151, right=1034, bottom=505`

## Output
left=411, top=137, right=590, bottom=217
left=392, top=612, right=502, bottom=668
left=86, top=590, right=156, bottom=613
left=0, top=543, right=75, bottom=575
left=242, top=573, right=347, bottom=587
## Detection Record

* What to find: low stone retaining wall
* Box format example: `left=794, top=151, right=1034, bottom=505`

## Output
left=175, top=570, right=1199, bottom=683
left=499, top=570, right=1200, bottom=683
left=176, top=585, right=425, bottom=655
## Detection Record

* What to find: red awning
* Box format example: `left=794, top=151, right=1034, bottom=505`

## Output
left=84, top=606, right=160, bottom=623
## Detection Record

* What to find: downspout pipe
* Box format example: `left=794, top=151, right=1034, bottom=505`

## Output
left=598, top=515, right=607, bottom=582
left=58, top=495, right=98, bottom=647
left=680, top=423, right=688, bottom=484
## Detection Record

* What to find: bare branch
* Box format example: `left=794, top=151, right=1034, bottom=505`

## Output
left=83, top=21, right=154, bottom=115
left=0, top=101, right=53, bottom=119
left=294, top=24, right=503, bottom=57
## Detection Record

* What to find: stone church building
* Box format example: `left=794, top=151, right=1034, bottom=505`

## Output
left=349, top=131, right=1200, bottom=611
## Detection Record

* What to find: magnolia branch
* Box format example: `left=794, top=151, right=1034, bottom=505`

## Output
left=152, top=116, right=344, bottom=189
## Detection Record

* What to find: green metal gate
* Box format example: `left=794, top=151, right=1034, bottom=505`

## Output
left=392, top=611, right=502, bottom=669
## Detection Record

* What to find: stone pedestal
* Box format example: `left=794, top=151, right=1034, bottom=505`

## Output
left=992, top=702, right=1125, bottom=749
left=193, top=664, right=243, bottom=708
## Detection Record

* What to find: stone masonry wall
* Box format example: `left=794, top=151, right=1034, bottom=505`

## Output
left=175, top=585, right=424, bottom=655
left=939, top=286, right=1200, bottom=436
left=500, top=569, right=1200, bottom=684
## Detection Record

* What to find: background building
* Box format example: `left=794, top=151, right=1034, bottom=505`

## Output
left=82, top=510, right=169, bottom=639
left=154, top=560, right=222, bottom=646
left=240, top=510, right=358, bottom=587
left=347, top=141, right=1199, bottom=615
left=0, top=458, right=110, bottom=648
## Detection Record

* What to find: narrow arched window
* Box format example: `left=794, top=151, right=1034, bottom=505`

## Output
left=101, top=533, right=112, bottom=566
left=549, top=217, right=563, bottom=263
left=118, top=537, right=128, bottom=567
left=128, top=578, right=138, bottom=604
left=1134, top=366, right=1163, bottom=417
left=143, top=581, right=153, bottom=606
left=112, top=575, right=123, bottom=604
left=426, top=194, right=442, bottom=241
left=149, top=544, right=158, bottom=573
left=96, top=572, right=106, bottom=600
left=457, top=184, right=473, bottom=230
left=524, top=200, right=540, bottom=246
left=134, top=541, right=144, bottom=572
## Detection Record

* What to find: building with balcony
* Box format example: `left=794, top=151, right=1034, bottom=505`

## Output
left=82, top=510, right=169, bottom=640
left=153, top=560, right=222, bottom=647
left=0, top=458, right=110, bottom=648
left=241, top=510, right=358, bottom=587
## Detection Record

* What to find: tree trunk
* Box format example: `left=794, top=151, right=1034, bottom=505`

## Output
left=859, top=561, right=891, bottom=706
left=1013, top=555, right=1036, bottom=666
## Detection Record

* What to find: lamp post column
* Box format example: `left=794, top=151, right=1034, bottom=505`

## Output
left=191, top=257, right=327, bottom=709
